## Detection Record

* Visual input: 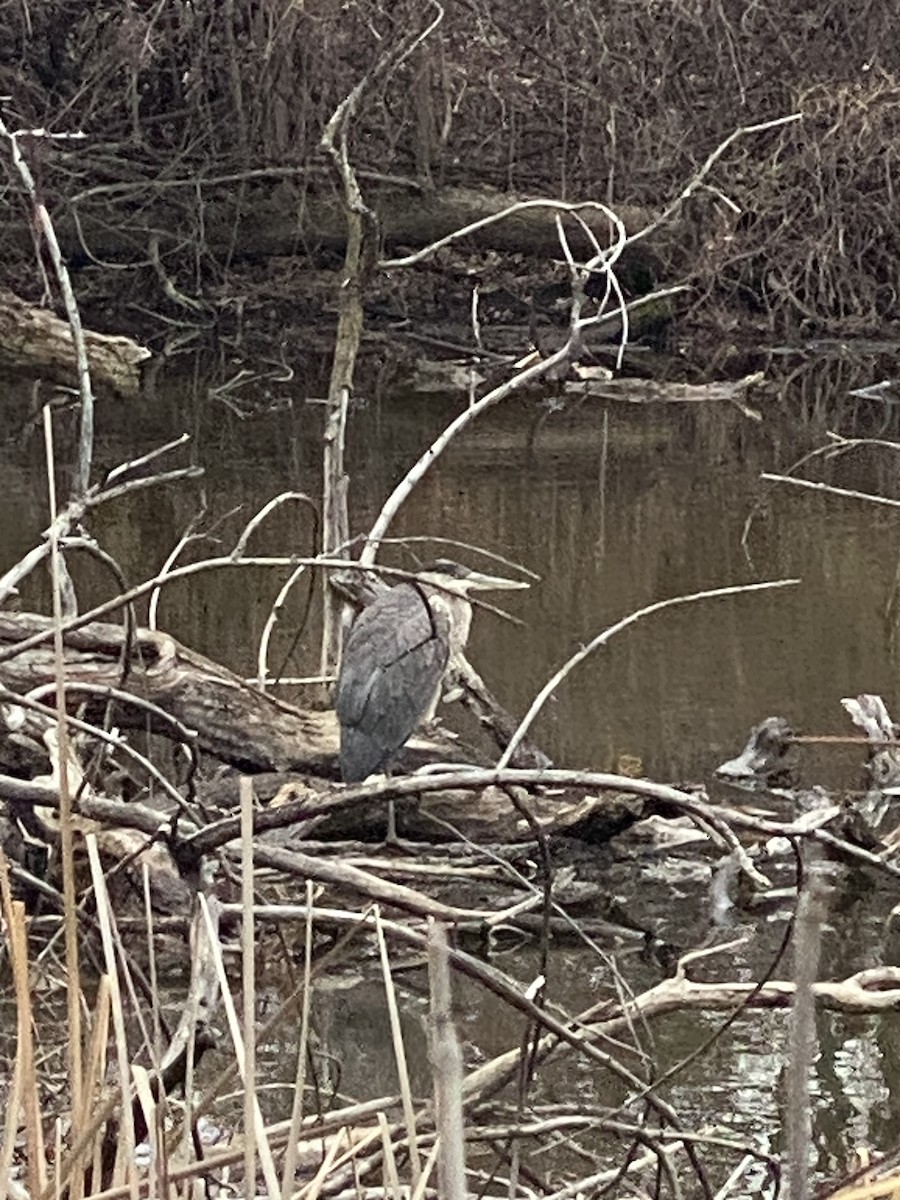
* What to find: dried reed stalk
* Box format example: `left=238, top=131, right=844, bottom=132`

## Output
left=377, top=1112, right=402, bottom=1197
left=0, top=1022, right=23, bottom=1200
left=374, top=906, right=421, bottom=1181
left=0, top=857, right=46, bottom=1200
left=411, top=1140, right=441, bottom=1200
left=241, top=777, right=259, bottom=1197
left=298, top=1126, right=350, bottom=1200
left=141, top=864, right=163, bottom=1063
left=199, top=894, right=281, bottom=1197
left=280, top=880, right=316, bottom=1198
left=43, top=405, right=84, bottom=1177
left=131, top=1067, right=158, bottom=1199
left=85, top=835, right=140, bottom=1198
left=427, top=922, right=466, bottom=1200
left=84, top=978, right=112, bottom=1198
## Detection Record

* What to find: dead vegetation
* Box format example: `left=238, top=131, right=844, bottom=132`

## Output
left=0, top=0, right=899, bottom=336
left=6, top=9, right=900, bottom=1199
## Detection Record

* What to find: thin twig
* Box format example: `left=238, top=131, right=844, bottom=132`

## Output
left=2, top=122, right=95, bottom=494
left=497, top=578, right=800, bottom=769
left=375, top=906, right=422, bottom=1182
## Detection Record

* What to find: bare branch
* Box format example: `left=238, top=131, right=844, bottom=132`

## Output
left=380, top=197, right=627, bottom=269
left=760, top=472, right=900, bottom=508
left=1, top=122, right=95, bottom=495
left=498, top=578, right=801, bottom=769
left=627, top=113, right=802, bottom=247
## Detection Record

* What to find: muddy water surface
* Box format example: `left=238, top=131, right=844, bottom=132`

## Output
left=3, top=348, right=900, bottom=1187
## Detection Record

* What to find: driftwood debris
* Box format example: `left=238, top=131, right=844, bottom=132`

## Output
left=0, top=286, right=149, bottom=397
left=0, top=611, right=336, bottom=774
left=0, top=612, right=561, bottom=829
left=302, top=778, right=644, bottom=845
left=716, top=716, right=796, bottom=783
left=842, top=692, right=900, bottom=791
left=564, top=369, right=764, bottom=403
left=0, top=609, right=649, bottom=855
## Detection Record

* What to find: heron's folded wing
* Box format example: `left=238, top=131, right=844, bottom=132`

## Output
left=336, top=584, right=451, bottom=744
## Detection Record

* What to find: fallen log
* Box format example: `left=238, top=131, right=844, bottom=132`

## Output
left=0, top=614, right=643, bottom=848
left=59, top=184, right=660, bottom=267
left=0, top=611, right=493, bottom=783
left=564, top=369, right=764, bottom=403
left=0, top=611, right=337, bottom=773
left=0, top=285, right=149, bottom=397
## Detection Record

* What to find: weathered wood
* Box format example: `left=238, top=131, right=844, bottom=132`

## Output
left=564, top=369, right=764, bottom=403
left=0, top=610, right=478, bottom=782
left=0, top=286, right=149, bottom=397
left=716, top=716, right=796, bottom=783
left=190, top=772, right=643, bottom=849
left=416, top=785, right=642, bottom=844
left=43, top=185, right=660, bottom=269
left=0, top=611, right=337, bottom=773
left=0, top=613, right=640, bottom=848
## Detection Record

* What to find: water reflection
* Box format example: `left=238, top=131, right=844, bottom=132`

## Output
left=7, top=351, right=900, bottom=783
left=4, top=347, right=900, bottom=1186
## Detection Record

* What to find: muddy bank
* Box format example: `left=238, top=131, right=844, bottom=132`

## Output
left=4, top=1, right=900, bottom=346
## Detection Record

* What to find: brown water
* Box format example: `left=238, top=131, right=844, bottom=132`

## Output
left=6, top=351, right=900, bottom=783
left=5, top=347, right=900, bottom=1189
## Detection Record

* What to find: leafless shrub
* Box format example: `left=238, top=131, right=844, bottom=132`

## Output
left=0, top=0, right=897, bottom=331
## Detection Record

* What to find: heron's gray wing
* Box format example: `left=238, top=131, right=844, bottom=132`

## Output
left=336, top=584, right=450, bottom=780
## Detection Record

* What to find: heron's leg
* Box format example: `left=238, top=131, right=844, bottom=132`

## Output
left=422, top=679, right=444, bottom=724
left=422, top=666, right=463, bottom=732
left=383, top=798, right=420, bottom=854
left=385, top=797, right=399, bottom=845
left=381, top=774, right=417, bottom=853
left=381, top=766, right=403, bottom=848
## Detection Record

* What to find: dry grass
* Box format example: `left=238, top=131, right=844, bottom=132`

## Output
left=2, top=0, right=899, bottom=334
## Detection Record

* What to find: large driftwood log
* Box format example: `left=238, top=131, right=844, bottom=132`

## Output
left=0, top=611, right=337, bottom=773
left=50, top=186, right=661, bottom=268
left=0, top=286, right=149, bottom=397
left=0, top=611, right=479, bottom=779
left=0, top=614, right=642, bottom=846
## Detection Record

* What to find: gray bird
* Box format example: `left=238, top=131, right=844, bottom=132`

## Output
left=336, top=560, right=528, bottom=784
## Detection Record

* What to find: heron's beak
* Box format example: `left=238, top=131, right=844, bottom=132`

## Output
left=463, top=570, right=530, bottom=592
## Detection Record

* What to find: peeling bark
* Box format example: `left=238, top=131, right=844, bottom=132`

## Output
left=0, top=612, right=337, bottom=773
left=0, top=286, right=149, bottom=397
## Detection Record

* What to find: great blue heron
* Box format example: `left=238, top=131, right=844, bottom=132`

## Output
left=336, top=560, right=528, bottom=786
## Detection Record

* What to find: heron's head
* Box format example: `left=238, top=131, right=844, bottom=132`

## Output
left=417, top=559, right=530, bottom=596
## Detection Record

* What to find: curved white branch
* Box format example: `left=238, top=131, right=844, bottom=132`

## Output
left=497, top=578, right=801, bottom=769
left=361, top=209, right=627, bottom=566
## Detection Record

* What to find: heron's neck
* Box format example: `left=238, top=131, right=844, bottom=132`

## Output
left=428, top=591, right=472, bottom=657
left=450, top=602, right=472, bottom=654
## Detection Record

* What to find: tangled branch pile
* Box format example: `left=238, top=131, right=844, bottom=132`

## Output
left=0, top=0, right=898, bottom=333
